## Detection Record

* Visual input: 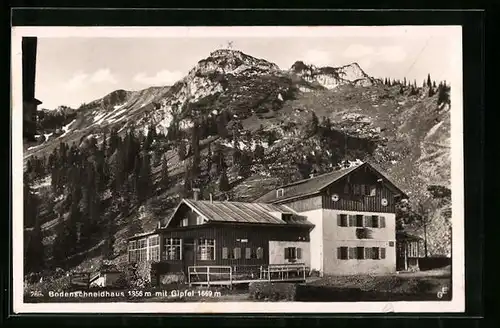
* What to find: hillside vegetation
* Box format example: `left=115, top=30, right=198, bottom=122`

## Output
left=23, top=49, right=452, bottom=277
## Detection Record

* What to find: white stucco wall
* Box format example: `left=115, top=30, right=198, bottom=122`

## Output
left=268, top=241, right=310, bottom=267
left=299, top=209, right=323, bottom=273
left=322, top=209, right=396, bottom=274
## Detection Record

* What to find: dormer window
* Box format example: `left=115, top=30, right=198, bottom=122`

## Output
left=180, top=218, right=188, bottom=227
left=276, top=188, right=285, bottom=198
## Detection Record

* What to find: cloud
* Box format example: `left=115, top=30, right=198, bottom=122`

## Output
left=133, top=70, right=184, bottom=86
left=65, top=69, right=118, bottom=90
left=66, top=71, right=89, bottom=90
left=343, top=44, right=375, bottom=58
left=89, top=68, right=118, bottom=84
left=343, top=44, right=407, bottom=63
left=301, top=49, right=333, bottom=67
left=376, top=46, right=407, bottom=62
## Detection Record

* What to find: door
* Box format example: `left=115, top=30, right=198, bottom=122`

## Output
left=183, top=239, right=195, bottom=277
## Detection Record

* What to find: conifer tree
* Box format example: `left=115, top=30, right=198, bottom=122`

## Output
left=306, top=112, right=319, bottom=137
left=24, top=174, right=45, bottom=273
left=218, top=168, right=230, bottom=194
left=137, top=153, right=153, bottom=203
left=427, top=73, right=432, bottom=88
left=190, top=123, right=201, bottom=177
left=159, top=156, right=170, bottom=191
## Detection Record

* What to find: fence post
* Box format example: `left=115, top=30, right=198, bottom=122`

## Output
left=207, top=267, right=210, bottom=287
left=188, top=267, right=191, bottom=287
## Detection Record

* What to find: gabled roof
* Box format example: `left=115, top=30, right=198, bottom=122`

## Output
left=255, top=162, right=408, bottom=204
left=165, top=199, right=314, bottom=227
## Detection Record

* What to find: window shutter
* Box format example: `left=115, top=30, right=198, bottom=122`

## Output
left=297, top=248, right=302, bottom=260
left=380, top=216, right=386, bottom=228
left=337, top=247, right=342, bottom=259
left=373, top=247, right=380, bottom=259
left=370, top=186, right=377, bottom=196
left=357, top=247, right=365, bottom=259
left=245, top=248, right=251, bottom=259
left=222, top=247, right=228, bottom=259
left=348, top=247, right=356, bottom=259
left=337, top=214, right=342, bottom=226
left=381, top=248, right=386, bottom=259
left=284, top=247, right=289, bottom=259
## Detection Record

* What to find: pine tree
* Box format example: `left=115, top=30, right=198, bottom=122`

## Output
left=427, top=73, right=432, bottom=88
left=177, top=141, right=187, bottom=161
left=433, top=80, right=437, bottom=88
left=190, top=123, right=201, bottom=177
left=403, top=77, right=407, bottom=86
left=101, top=213, right=116, bottom=260
left=428, top=86, right=435, bottom=97
left=159, top=156, right=170, bottom=191
left=24, top=175, right=44, bottom=273
left=216, top=114, right=229, bottom=139
left=218, top=168, right=230, bottom=194
left=306, top=112, right=319, bottom=137
left=137, top=153, right=152, bottom=203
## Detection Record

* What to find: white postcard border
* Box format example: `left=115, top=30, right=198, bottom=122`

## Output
left=11, top=25, right=465, bottom=314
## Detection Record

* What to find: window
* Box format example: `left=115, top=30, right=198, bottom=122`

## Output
left=234, top=247, right=242, bottom=259
left=360, top=184, right=366, bottom=195
left=389, top=241, right=395, bottom=247
left=245, top=248, right=252, bottom=259
left=197, top=239, right=215, bottom=260
left=222, top=247, right=229, bottom=259
left=348, top=215, right=356, bottom=227
left=355, top=215, right=364, bottom=227
left=371, top=215, right=379, bottom=228
left=337, top=214, right=348, bottom=227
left=284, top=247, right=302, bottom=261
left=348, top=247, right=357, bottom=259
left=352, top=184, right=361, bottom=195
left=343, top=184, right=350, bottom=194
left=136, top=238, right=148, bottom=261
left=256, top=247, right=264, bottom=259
left=363, top=215, right=372, bottom=227
left=337, top=246, right=348, bottom=260
left=164, top=238, right=182, bottom=260
left=342, top=246, right=384, bottom=260
left=148, top=236, right=160, bottom=261
left=369, top=185, right=377, bottom=196
left=196, top=216, right=204, bottom=225
left=365, top=247, right=380, bottom=260
left=276, top=188, right=284, bottom=198
left=365, top=247, right=373, bottom=259
left=180, top=218, right=188, bottom=227
left=379, top=216, right=386, bottom=228
left=128, top=241, right=137, bottom=262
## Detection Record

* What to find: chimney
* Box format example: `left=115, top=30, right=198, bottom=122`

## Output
left=157, top=221, right=161, bottom=229
left=209, top=193, right=213, bottom=203
left=193, top=188, right=200, bottom=201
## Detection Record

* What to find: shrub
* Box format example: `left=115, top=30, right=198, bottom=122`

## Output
left=248, top=282, right=297, bottom=301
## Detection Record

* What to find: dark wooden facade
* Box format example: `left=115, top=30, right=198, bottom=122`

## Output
left=131, top=223, right=311, bottom=274
left=277, top=166, right=399, bottom=213
left=22, top=37, right=39, bottom=142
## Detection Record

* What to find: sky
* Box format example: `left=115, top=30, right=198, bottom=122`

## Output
left=31, top=27, right=461, bottom=109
